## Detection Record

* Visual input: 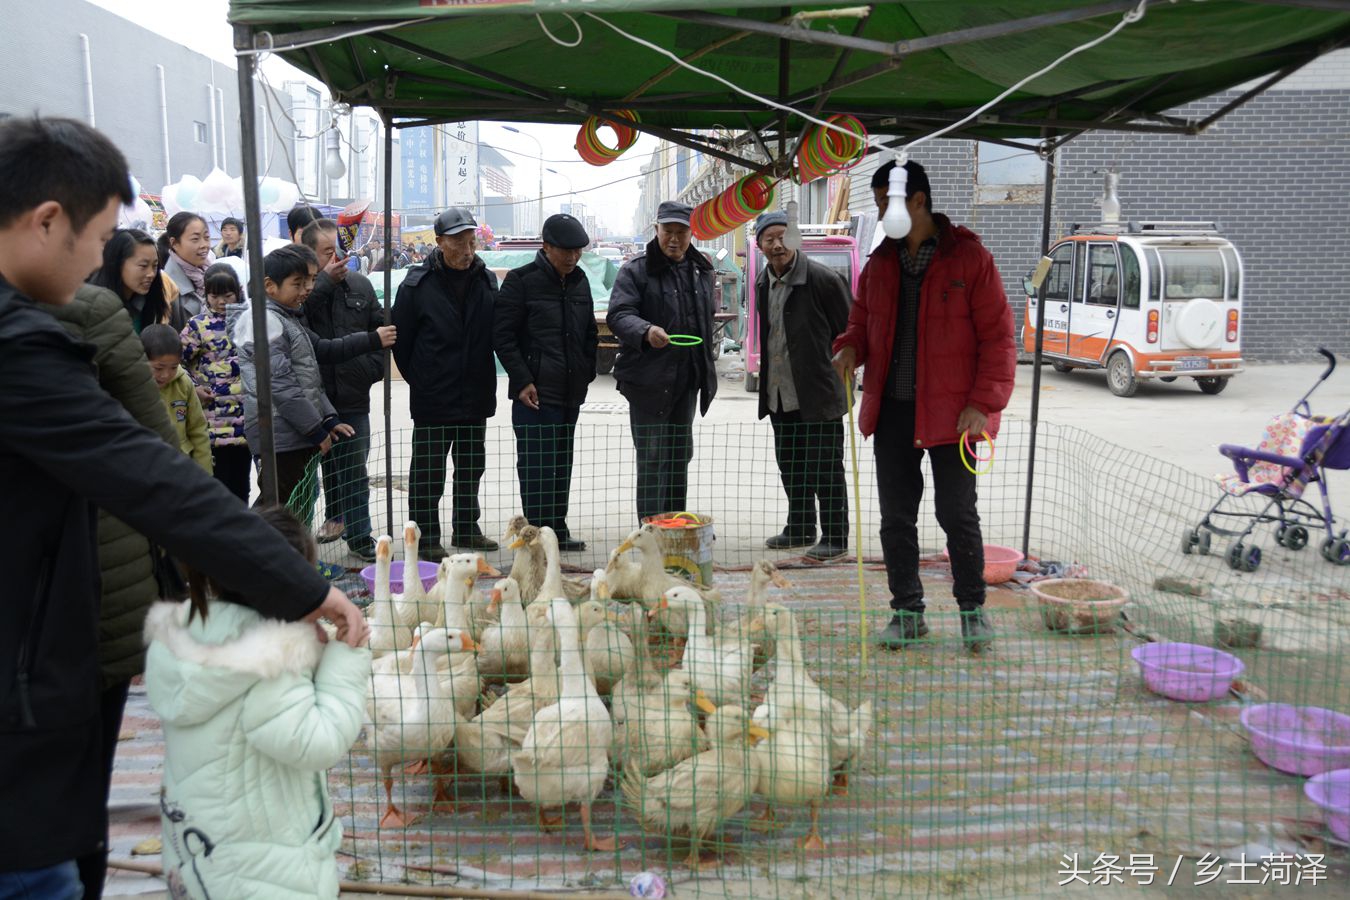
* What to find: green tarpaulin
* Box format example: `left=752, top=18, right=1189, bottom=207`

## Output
left=228, top=1, right=1350, bottom=145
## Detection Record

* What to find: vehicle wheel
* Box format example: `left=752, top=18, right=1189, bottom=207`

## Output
left=1275, top=524, right=1289, bottom=547
left=1107, top=352, right=1138, bottom=397
left=1226, top=542, right=1243, bottom=570
left=745, top=371, right=759, bottom=393
left=1160, top=376, right=1178, bottom=383
left=1052, top=361, right=1073, bottom=374
left=1227, top=542, right=1260, bottom=572
left=1286, top=525, right=1309, bottom=551
left=595, top=347, right=617, bottom=376
left=1197, top=530, right=1212, bottom=555
left=1322, top=537, right=1339, bottom=562
left=1181, top=528, right=1198, bottom=555
left=1329, top=538, right=1350, bottom=566
left=1197, top=376, right=1229, bottom=395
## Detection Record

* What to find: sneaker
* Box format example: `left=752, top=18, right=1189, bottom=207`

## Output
left=556, top=536, right=588, bottom=552
left=765, top=530, right=815, bottom=550
left=877, top=612, right=928, bottom=650
left=960, top=608, right=995, bottom=652
left=452, top=533, right=499, bottom=552
left=419, top=541, right=449, bottom=562
left=346, top=539, right=377, bottom=563
left=804, top=540, right=848, bottom=562
left=316, top=518, right=345, bottom=544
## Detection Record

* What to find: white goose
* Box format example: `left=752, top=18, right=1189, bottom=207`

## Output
left=612, top=524, right=720, bottom=644
left=583, top=570, right=636, bottom=696
left=659, top=585, right=753, bottom=709
left=512, top=599, right=620, bottom=851
left=736, top=560, right=792, bottom=670
left=454, top=623, right=560, bottom=781
left=400, top=521, right=440, bottom=626
left=477, top=578, right=532, bottom=684
left=368, top=535, right=414, bottom=658
left=363, top=627, right=475, bottom=827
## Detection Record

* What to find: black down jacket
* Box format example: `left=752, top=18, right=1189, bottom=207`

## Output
left=494, top=250, right=598, bottom=409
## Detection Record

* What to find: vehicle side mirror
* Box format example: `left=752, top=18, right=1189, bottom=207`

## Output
left=1022, top=275, right=1037, bottom=297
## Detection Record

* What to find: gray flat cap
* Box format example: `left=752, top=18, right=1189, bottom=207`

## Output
left=541, top=213, right=589, bottom=250
left=754, top=211, right=788, bottom=235
left=655, top=201, right=692, bottom=226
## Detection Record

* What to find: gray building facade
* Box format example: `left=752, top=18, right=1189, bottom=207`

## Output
left=0, top=0, right=295, bottom=197
left=849, top=51, right=1350, bottom=362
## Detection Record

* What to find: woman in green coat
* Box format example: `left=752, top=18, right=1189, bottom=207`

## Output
left=45, top=283, right=179, bottom=899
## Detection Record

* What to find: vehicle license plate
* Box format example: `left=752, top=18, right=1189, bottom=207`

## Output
left=1177, top=356, right=1207, bottom=371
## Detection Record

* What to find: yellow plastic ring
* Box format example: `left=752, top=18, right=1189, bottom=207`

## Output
left=959, top=430, right=996, bottom=476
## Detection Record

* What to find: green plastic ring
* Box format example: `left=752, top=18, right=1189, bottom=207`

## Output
left=667, top=334, right=704, bottom=347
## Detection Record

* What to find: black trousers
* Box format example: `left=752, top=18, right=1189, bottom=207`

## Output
left=769, top=411, right=848, bottom=542
left=255, top=447, right=319, bottom=510
left=212, top=443, right=253, bottom=503
left=629, top=388, right=698, bottom=523
left=75, top=679, right=131, bottom=900
left=409, top=421, right=487, bottom=542
left=873, top=398, right=985, bottom=612
left=512, top=401, right=580, bottom=537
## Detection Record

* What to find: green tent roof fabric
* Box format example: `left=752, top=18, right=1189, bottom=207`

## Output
left=228, top=1, right=1350, bottom=145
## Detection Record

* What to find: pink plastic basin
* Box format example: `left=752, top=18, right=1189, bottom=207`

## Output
left=1305, top=769, right=1350, bottom=841
left=1241, top=704, right=1350, bottom=776
left=1131, top=642, right=1244, bottom=702
left=941, top=544, right=1024, bottom=584
left=360, top=560, right=439, bottom=596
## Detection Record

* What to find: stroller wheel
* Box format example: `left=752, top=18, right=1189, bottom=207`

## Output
left=1182, top=529, right=1198, bottom=555
left=1197, top=530, right=1212, bottom=555
left=1285, top=526, right=1309, bottom=551
left=1227, top=542, right=1261, bottom=573
left=1325, top=538, right=1350, bottom=566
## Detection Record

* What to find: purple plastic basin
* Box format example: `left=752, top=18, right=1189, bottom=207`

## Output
left=1305, top=769, right=1350, bottom=841
left=360, top=560, right=439, bottom=596
left=1241, top=704, right=1350, bottom=776
left=1131, top=642, right=1244, bottom=702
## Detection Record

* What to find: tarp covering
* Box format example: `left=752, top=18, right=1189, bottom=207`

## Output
left=373, top=250, right=619, bottom=308
left=228, top=1, right=1350, bottom=143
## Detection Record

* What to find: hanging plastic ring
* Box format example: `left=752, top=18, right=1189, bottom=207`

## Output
left=959, top=430, right=996, bottom=475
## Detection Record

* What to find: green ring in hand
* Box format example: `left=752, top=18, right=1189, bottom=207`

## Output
left=667, top=334, right=704, bottom=347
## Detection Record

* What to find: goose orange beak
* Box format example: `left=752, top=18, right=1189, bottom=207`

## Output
left=616, top=539, right=634, bottom=555
left=694, top=691, right=717, bottom=715
left=408, top=632, right=422, bottom=650
left=460, top=634, right=479, bottom=653
left=747, top=725, right=770, bottom=745
left=477, top=558, right=502, bottom=577
left=488, top=588, right=502, bottom=613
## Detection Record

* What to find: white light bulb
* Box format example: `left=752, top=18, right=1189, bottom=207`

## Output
left=784, top=199, right=802, bottom=251
left=881, top=156, right=911, bottom=240
left=324, top=128, right=347, bottom=180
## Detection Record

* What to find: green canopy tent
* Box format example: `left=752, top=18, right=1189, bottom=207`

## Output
left=225, top=0, right=1350, bottom=543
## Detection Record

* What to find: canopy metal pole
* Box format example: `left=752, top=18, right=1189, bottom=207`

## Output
left=383, top=115, right=395, bottom=537
left=233, top=25, right=277, bottom=504
left=1020, top=146, right=1057, bottom=560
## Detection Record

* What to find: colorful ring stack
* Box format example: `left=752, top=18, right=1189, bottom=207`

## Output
left=575, top=110, right=640, bottom=166
left=689, top=174, right=777, bottom=240
left=795, top=114, right=868, bottom=184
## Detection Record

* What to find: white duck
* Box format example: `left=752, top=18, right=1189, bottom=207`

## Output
left=608, top=604, right=664, bottom=729
left=363, top=627, right=475, bottom=827
left=454, top=623, right=560, bottom=781
left=613, top=669, right=708, bottom=777
left=508, top=523, right=589, bottom=604
left=613, top=524, right=720, bottom=644
left=754, top=603, right=874, bottom=795
left=750, top=708, right=831, bottom=849
left=601, top=543, right=644, bottom=600
left=368, top=535, right=414, bottom=658
left=659, top=585, right=753, bottom=709
left=736, top=560, right=792, bottom=670
left=582, top=572, right=636, bottom=696
left=512, top=599, right=620, bottom=851
left=477, top=578, right=532, bottom=684
left=400, top=521, right=440, bottom=627
left=621, top=704, right=767, bottom=870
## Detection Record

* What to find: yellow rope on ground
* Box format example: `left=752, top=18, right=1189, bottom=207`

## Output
left=845, top=374, right=867, bottom=668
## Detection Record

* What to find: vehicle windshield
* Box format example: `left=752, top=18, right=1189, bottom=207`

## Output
left=754, top=248, right=853, bottom=287
left=597, top=247, right=622, bottom=258
left=1158, top=248, right=1225, bottom=301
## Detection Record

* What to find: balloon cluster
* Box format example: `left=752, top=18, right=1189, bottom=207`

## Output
left=690, top=174, right=776, bottom=240
left=161, top=167, right=302, bottom=217
left=575, top=110, right=640, bottom=166
left=795, top=114, right=868, bottom=184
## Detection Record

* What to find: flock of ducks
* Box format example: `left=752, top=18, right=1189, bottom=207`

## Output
left=358, top=517, right=874, bottom=868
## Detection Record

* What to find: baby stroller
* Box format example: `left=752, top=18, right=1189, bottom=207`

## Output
left=1183, top=348, right=1349, bottom=572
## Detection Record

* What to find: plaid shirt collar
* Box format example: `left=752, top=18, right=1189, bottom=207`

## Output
left=900, top=236, right=937, bottom=278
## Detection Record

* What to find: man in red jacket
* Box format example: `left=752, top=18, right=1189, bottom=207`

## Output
left=832, top=160, right=1016, bottom=651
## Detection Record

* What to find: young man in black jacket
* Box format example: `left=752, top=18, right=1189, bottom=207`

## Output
left=607, top=201, right=718, bottom=522
left=302, top=218, right=386, bottom=560
left=392, top=208, right=499, bottom=559
left=752, top=211, right=853, bottom=562
left=0, top=116, right=367, bottom=896
left=494, top=213, right=598, bottom=551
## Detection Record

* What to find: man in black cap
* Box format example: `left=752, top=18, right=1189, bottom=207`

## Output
left=753, top=210, right=853, bottom=562
left=494, top=213, right=597, bottom=551
left=392, top=207, right=500, bottom=558
left=607, top=200, right=718, bottom=522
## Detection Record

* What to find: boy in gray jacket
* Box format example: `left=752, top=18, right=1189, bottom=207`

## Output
left=229, top=245, right=394, bottom=508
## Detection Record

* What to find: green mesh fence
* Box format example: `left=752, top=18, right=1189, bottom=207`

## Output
left=277, top=420, right=1347, bottom=897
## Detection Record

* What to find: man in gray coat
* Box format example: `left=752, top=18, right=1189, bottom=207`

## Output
left=607, top=201, right=718, bottom=522
left=754, top=211, right=852, bottom=561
